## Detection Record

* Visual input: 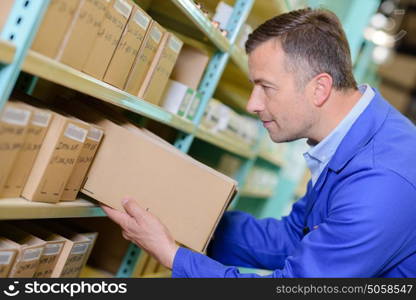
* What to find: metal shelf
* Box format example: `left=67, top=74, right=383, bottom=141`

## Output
left=0, top=40, right=16, bottom=64
left=195, top=126, right=256, bottom=159
left=258, top=151, right=285, bottom=168
left=0, top=197, right=105, bottom=220
left=240, top=189, right=273, bottom=199
left=171, top=0, right=231, bottom=53
left=19, top=49, right=196, bottom=134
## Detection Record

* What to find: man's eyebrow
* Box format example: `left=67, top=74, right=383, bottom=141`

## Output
left=251, top=78, right=276, bottom=85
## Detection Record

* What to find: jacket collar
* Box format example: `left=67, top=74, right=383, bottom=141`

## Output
left=327, top=87, right=390, bottom=173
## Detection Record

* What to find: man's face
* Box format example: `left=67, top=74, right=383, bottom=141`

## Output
left=247, top=39, right=315, bottom=143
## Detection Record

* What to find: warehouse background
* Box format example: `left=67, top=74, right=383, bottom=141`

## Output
left=0, top=0, right=414, bottom=278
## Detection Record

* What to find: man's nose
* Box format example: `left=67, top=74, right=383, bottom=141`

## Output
left=246, top=88, right=265, bottom=114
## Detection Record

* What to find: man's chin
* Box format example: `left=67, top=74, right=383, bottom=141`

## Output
left=269, top=133, right=301, bottom=144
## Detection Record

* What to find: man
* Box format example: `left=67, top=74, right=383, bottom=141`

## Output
left=103, top=8, right=416, bottom=277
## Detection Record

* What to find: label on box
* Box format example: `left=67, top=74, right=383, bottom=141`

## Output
left=150, top=26, right=162, bottom=43
left=1, top=107, right=31, bottom=126
left=22, top=248, right=42, bottom=262
left=114, top=0, right=132, bottom=18
left=64, top=123, right=88, bottom=143
left=43, top=243, right=63, bottom=256
left=87, top=127, right=104, bottom=142
left=134, top=10, right=150, bottom=30
left=32, top=111, right=52, bottom=127
left=169, top=36, right=182, bottom=53
left=71, top=242, right=89, bottom=255
left=0, top=251, right=14, bottom=265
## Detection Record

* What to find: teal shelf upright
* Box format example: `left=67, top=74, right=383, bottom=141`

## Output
left=0, top=0, right=50, bottom=109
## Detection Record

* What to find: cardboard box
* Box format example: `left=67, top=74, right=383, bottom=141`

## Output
left=21, top=114, right=89, bottom=203
left=0, top=0, right=14, bottom=33
left=38, top=221, right=94, bottom=278
left=138, top=33, right=183, bottom=105
left=57, top=0, right=110, bottom=70
left=83, top=0, right=132, bottom=80
left=12, top=221, right=66, bottom=278
left=0, top=103, right=32, bottom=196
left=31, top=0, right=81, bottom=58
left=103, top=4, right=151, bottom=89
left=124, top=21, right=165, bottom=96
left=0, top=223, right=45, bottom=278
left=82, top=118, right=236, bottom=253
left=170, top=44, right=209, bottom=90
left=0, top=237, right=18, bottom=278
left=61, top=124, right=104, bottom=201
left=59, top=221, right=98, bottom=277
left=1, top=104, right=52, bottom=198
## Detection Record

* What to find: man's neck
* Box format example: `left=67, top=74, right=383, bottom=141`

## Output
left=309, top=87, right=362, bottom=144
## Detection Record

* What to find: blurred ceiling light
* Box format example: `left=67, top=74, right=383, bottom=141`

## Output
left=364, top=27, right=395, bottom=47
left=371, top=13, right=389, bottom=29
left=372, top=45, right=392, bottom=64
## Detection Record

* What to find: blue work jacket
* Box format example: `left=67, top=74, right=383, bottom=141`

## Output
left=172, top=88, right=416, bottom=277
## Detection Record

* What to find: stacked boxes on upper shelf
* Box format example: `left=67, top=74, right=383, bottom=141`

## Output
left=30, top=0, right=186, bottom=109
left=160, top=44, right=210, bottom=121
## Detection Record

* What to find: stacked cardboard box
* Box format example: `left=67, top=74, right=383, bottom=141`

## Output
left=0, top=95, right=104, bottom=203
left=0, top=223, right=46, bottom=278
left=103, top=4, right=152, bottom=89
left=21, top=113, right=89, bottom=203
left=1, top=102, right=52, bottom=198
left=0, top=221, right=98, bottom=278
left=124, top=21, right=165, bottom=96
left=0, top=103, right=32, bottom=195
left=83, top=0, right=133, bottom=79
left=30, top=0, right=184, bottom=107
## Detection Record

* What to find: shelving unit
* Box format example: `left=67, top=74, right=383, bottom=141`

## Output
left=0, top=0, right=381, bottom=278
left=239, top=189, right=273, bottom=199
left=21, top=49, right=196, bottom=134
left=0, top=198, right=105, bottom=220
left=195, top=127, right=256, bottom=159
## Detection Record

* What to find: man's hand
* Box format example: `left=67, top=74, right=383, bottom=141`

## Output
left=101, top=197, right=179, bottom=269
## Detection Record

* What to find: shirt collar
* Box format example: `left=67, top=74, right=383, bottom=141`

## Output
left=304, top=84, right=375, bottom=167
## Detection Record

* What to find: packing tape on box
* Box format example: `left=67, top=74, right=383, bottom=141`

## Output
left=150, top=26, right=162, bottom=43
left=64, top=123, right=88, bottom=143
left=43, top=243, right=63, bottom=256
left=169, top=36, right=182, bottom=54
left=114, top=0, right=133, bottom=18
left=32, top=111, right=52, bottom=128
left=87, top=127, right=104, bottom=142
left=22, top=248, right=42, bottom=262
left=0, top=251, right=14, bottom=265
left=71, top=242, right=89, bottom=255
left=1, top=107, right=31, bottom=126
left=134, top=10, right=150, bottom=30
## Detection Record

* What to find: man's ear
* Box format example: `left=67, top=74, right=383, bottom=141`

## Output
left=311, top=73, right=333, bottom=107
